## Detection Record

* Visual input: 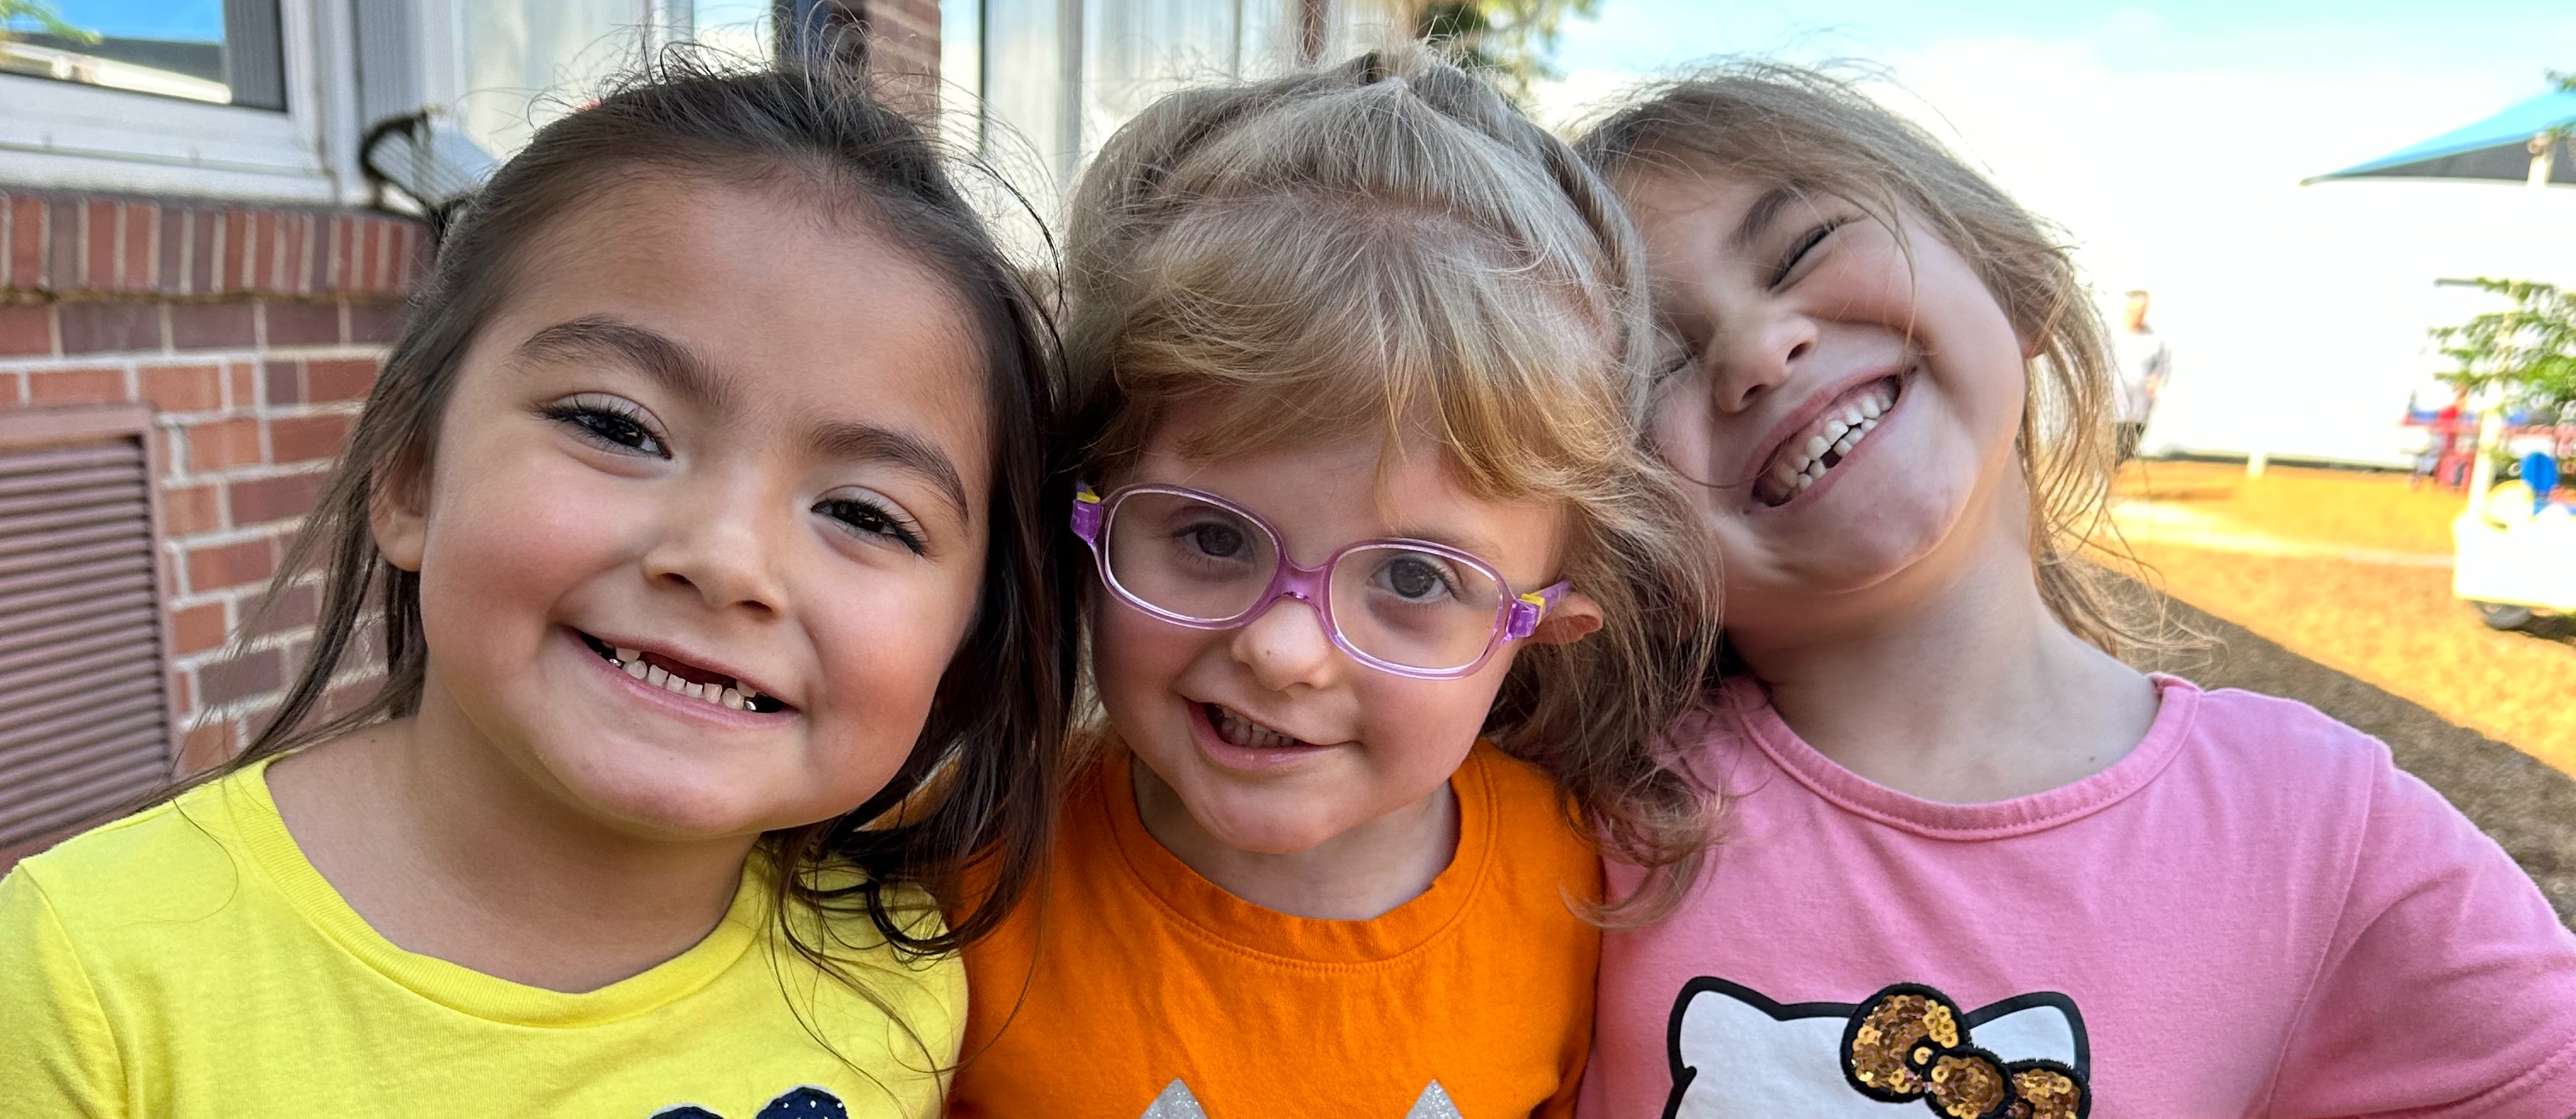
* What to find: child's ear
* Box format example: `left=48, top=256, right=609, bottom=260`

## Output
left=369, top=455, right=429, bottom=573
left=1527, top=590, right=1604, bottom=646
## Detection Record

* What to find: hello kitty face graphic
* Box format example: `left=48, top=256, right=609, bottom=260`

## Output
left=1664, top=978, right=2092, bottom=1119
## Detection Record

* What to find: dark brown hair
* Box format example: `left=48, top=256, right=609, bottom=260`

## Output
left=1062, top=49, right=1724, bottom=924
left=175, top=55, right=1074, bottom=989
left=1578, top=60, right=2167, bottom=657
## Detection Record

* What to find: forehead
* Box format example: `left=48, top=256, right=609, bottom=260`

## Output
left=1621, top=166, right=1774, bottom=227
left=480, top=176, right=992, bottom=479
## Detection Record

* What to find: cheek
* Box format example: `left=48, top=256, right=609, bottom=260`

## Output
left=1648, top=387, right=1722, bottom=487
left=417, top=451, right=639, bottom=648
left=803, top=554, right=985, bottom=751
left=1355, top=663, right=1509, bottom=766
left=1091, top=599, right=1205, bottom=709
left=1919, top=272, right=2033, bottom=440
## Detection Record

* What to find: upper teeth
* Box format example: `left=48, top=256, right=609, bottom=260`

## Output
left=607, top=645, right=758, bottom=711
left=1771, top=384, right=1894, bottom=496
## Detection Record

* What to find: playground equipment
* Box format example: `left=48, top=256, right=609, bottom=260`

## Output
left=2453, top=415, right=2576, bottom=629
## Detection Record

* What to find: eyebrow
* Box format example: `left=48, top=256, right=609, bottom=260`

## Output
left=518, top=313, right=973, bottom=522
left=810, top=421, right=972, bottom=523
left=1728, top=185, right=1804, bottom=254
left=1383, top=523, right=1501, bottom=560
left=515, top=315, right=739, bottom=413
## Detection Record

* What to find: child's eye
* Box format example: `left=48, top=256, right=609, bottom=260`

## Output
left=542, top=398, right=668, bottom=458
left=815, top=493, right=927, bottom=554
left=1180, top=520, right=1250, bottom=560
left=1372, top=552, right=1464, bottom=604
left=1651, top=337, right=1698, bottom=383
left=1772, top=218, right=1846, bottom=289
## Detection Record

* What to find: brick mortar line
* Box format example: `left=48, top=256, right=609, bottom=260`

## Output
left=0, top=347, right=393, bottom=374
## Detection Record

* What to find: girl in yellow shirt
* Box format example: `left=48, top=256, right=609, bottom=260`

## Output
left=0, top=55, right=1070, bottom=1118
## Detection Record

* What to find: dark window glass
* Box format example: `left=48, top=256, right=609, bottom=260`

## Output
left=0, top=0, right=285, bottom=110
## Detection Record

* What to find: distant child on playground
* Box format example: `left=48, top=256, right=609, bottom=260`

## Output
left=0, top=60, right=1072, bottom=1116
left=1575, top=63, right=2576, bottom=1117
left=944, top=49, right=1721, bottom=1118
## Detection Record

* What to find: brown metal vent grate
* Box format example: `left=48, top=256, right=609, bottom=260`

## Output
left=0, top=429, right=173, bottom=849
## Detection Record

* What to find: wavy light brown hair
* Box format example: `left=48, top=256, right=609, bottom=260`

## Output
left=1578, top=60, right=2160, bottom=657
left=1061, top=48, right=1723, bottom=922
left=164, top=54, right=1076, bottom=1057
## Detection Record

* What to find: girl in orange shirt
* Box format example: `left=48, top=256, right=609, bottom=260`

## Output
left=946, top=49, right=1719, bottom=1118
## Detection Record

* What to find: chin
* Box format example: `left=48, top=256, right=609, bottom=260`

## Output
left=540, top=745, right=813, bottom=841
left=1782, top=475, right=1969, bottom=581
left=1186, top=795, right=1353, bottom=856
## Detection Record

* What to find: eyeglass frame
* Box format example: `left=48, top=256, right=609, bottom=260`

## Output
left=1069, top=481, right=1570, bottom=680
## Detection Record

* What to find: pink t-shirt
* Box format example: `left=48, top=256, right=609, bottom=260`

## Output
left=1581, top=674, right=2576, bottom=1119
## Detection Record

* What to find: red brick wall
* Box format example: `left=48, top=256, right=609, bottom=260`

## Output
left=0, top=190, right=423, bottom=776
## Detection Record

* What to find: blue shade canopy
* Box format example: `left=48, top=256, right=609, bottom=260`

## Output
left=2307, top=90, right=2576, bottom=186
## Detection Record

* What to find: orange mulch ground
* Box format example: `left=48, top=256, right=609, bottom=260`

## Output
left=2104, top=460, right=2576, bottom=778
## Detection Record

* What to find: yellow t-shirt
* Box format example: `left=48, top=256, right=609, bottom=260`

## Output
left=0, top=758, right=963, bottom=1118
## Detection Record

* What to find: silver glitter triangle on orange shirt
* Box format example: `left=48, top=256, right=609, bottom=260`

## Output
left=1138, top=1080, right=1209, bottom=1119
left=1403, top=1082, right=1462, bottom=1119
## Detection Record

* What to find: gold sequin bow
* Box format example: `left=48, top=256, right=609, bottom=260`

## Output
left=1840, top=984, right=2090, bottom=1119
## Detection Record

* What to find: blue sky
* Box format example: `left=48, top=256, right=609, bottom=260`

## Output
left=31, top=1, right=222, bottom=41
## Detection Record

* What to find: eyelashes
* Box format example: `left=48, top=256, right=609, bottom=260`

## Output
left=542, top=396, right=669, bottom=458
left=813, top=494, right=927, bottom=554
left=1773, top=217, right=1847, bottom=288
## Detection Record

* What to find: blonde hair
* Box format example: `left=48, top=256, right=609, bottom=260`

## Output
left=1062, top=48, right=1722, bottom=923
left=1578, top=60, right=2162, bottom=656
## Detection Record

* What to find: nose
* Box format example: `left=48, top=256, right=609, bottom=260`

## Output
left=1228, top=593, right=1339, bottom=693
left=640, top=472, right=787, bottom=618
left=1702, top=306, right=1817, bottom=415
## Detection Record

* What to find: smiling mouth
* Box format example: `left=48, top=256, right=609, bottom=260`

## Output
left=1753, top=375, right=1901, bottom=507
left=578, top=631, right=788, bottom=714
left=1203, top=703, right=1320, bottom=750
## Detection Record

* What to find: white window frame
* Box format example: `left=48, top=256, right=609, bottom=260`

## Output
left=0, top=0, right=365, bottom=207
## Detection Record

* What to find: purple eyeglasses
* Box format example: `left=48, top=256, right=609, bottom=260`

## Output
left=1070, top=482, right=1569, bottom=679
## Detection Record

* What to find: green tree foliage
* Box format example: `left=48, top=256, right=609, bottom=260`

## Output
left=0, top=0, right=97, bottom=43
left=2432, top=278, right=2576, bottom=422
left=1407, top=0, right=1600, bottom=103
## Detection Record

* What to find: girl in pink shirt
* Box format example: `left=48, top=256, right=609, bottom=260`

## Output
left=1573, top=63, right=2576, bottom=1118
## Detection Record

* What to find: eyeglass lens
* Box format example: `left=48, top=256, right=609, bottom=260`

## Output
left=1101, top=491, right=1507, bottom=671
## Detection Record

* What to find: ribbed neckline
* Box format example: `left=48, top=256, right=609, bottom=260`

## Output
left=1717, top=673, right=2200, bottom=840
left=1096, top=745, right=1498, bottom=967
left=210, top=757, right=764, bottom=1027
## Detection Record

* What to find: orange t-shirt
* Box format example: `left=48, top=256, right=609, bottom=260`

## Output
left=948, top=743, right=1603, bottom=1119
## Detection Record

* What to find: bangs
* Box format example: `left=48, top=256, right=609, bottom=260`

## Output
left=1092, top=192, right=1630, bottom=504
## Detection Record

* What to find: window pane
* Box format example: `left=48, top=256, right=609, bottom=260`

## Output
left=1084, top=0, right=1237, bottom=135
left=454, top=0, right=648, bottom=158
left=980, top=0, right=1070, bottom=195
left=0, top=0, right=285, bottom=109
left=937, top=0, right=980, bottom=152
left=692, top=0, right=772, bottom=65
